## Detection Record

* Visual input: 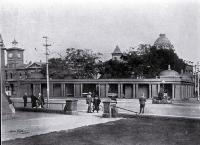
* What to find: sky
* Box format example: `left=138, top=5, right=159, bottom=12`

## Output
left=0, top=0, right=200, bottom=64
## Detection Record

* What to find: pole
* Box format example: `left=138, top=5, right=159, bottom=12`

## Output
left=197, top=73, right=199, bottom=101
left=43, top=36, right=51, bottom=108
left=194, top=65, right=197, bottom=95
left=0, top=35, right=5, bottom=99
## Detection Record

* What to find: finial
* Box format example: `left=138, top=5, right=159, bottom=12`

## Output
left=168, top=64, right=171, bottom=70
left=159, top=34, right=166, bottom=37
left=12, top=38, right=18, bottom=46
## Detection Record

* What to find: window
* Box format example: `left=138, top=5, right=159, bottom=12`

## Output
left=17, top=53, right=21, bottom=58
left=10, top=73, right=13, bottom=79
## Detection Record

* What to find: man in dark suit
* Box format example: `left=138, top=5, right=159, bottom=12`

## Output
left=139, top=93, right=146, bottom=114
left=23, top=92, right=28, bottom=107
left=31, top=94, right=38, bottom=108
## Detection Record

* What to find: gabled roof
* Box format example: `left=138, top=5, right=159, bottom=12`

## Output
left=16, top=64, right=29, bottom=69
left=112, top=45, right=122, bottom=54
left=26, top=62, right=45, bottom=69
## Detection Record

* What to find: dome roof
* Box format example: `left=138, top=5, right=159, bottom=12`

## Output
left=154, top=34, right=173, bottom=49
left=160, top=65, right=180, bottom=78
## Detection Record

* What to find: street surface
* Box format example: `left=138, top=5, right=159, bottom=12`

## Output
left=2, top=98, right=200, bottom=141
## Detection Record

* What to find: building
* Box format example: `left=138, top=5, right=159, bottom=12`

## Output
left=112, top=45, right=122, bottom=61
left=11, top=68, right=194, bottom=100
left=2, top=35, right=195, bottom=100
left=154, top=34, right=174, bottom=49
left=4, top=39, right=45, bottom=97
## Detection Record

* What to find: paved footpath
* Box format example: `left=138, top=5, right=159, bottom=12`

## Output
left=2, top=98, right=200, bottom=141
left=2, top=111, right=120, bottom=141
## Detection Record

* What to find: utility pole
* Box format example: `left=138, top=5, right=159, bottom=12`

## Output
left=198, top=73, right=199, bottom=101
left=43, top=36, right=51, bottom=107
left=194, top=62, right=200, bottom=101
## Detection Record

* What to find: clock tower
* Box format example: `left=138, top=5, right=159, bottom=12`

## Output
left=6, top=39, right=24, bottom=68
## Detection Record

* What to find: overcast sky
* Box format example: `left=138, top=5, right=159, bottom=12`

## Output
left=0, top=0, right=200, bottom=64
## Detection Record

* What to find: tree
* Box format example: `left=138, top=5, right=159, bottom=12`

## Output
left=42, top=48, right=102, bottom=79
left=99, top=60, right=130, bottom=78
left=100, top=45, right=186, bottom=79
left=125, top=45, right=186, bottom=78
left=64, top=48, right=102, bottom=79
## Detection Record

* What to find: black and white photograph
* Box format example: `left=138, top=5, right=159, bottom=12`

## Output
left=1, top=0, right=200, bottom=144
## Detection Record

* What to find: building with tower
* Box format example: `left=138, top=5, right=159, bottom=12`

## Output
left=7, top=39, right=24, bottom=68
left=1, top=34, right=195, bottom=101
left=4, top=39, right=44, bottom=97
left=154, top=34, right=174, bottom=49
left=112, top=45, right=123, bottom=61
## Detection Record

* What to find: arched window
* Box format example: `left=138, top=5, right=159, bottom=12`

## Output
left=10, top=73, right=13, bottom=79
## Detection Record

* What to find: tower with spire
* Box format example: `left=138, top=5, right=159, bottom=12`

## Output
left=6, top=39, right=24, bottom=68
left=112, top=45, right=123, bottom=61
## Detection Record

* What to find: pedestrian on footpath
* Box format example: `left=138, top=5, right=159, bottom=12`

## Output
left=92, top=95, right=101, bottom=113
left=86, top=92, right=93, bottom=113
left=31, top=93, right=38, bottom=108
left=23, top=92, right=28, bottom=107
left=38, top=93, right=45, bottom=108
left=139, top=93, right=146, bottom=114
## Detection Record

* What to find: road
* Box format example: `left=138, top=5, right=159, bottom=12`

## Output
left=2, top=98, right=200, bottom=141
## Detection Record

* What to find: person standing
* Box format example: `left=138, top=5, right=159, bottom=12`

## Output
left=92, top=95, right=101, bottom=113
left=31, top=93, right=38, bottom=108
left=139, top=93, right=146, bottom=114
left=86, top=92, right=93, bottom=113
left=38, top=93, right=45, bottom=108
left=23, top=92, right=28, bottom=107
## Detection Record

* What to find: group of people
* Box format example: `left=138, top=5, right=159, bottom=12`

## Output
left=86, top=92, right=101, bottom=113
left=14, top=90, right=147, bottom=114
left=23, top=92, right=45, bottom=108
left=85, top=91, right=147, bottom=114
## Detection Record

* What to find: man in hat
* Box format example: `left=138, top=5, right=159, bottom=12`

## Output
left=86, top=92, right=93, bottom=113
left=139, top=93, right=146, bottom=114
left=23, top=92, right=28, bottom=107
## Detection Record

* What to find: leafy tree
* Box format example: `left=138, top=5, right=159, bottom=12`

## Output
left=100, top=45, right=186, bottom=78
left=42, top=48, right=102, bottom=79
left=99, top=60, right=130, bottom=78
left=64, top=48, right=102, bottom=79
